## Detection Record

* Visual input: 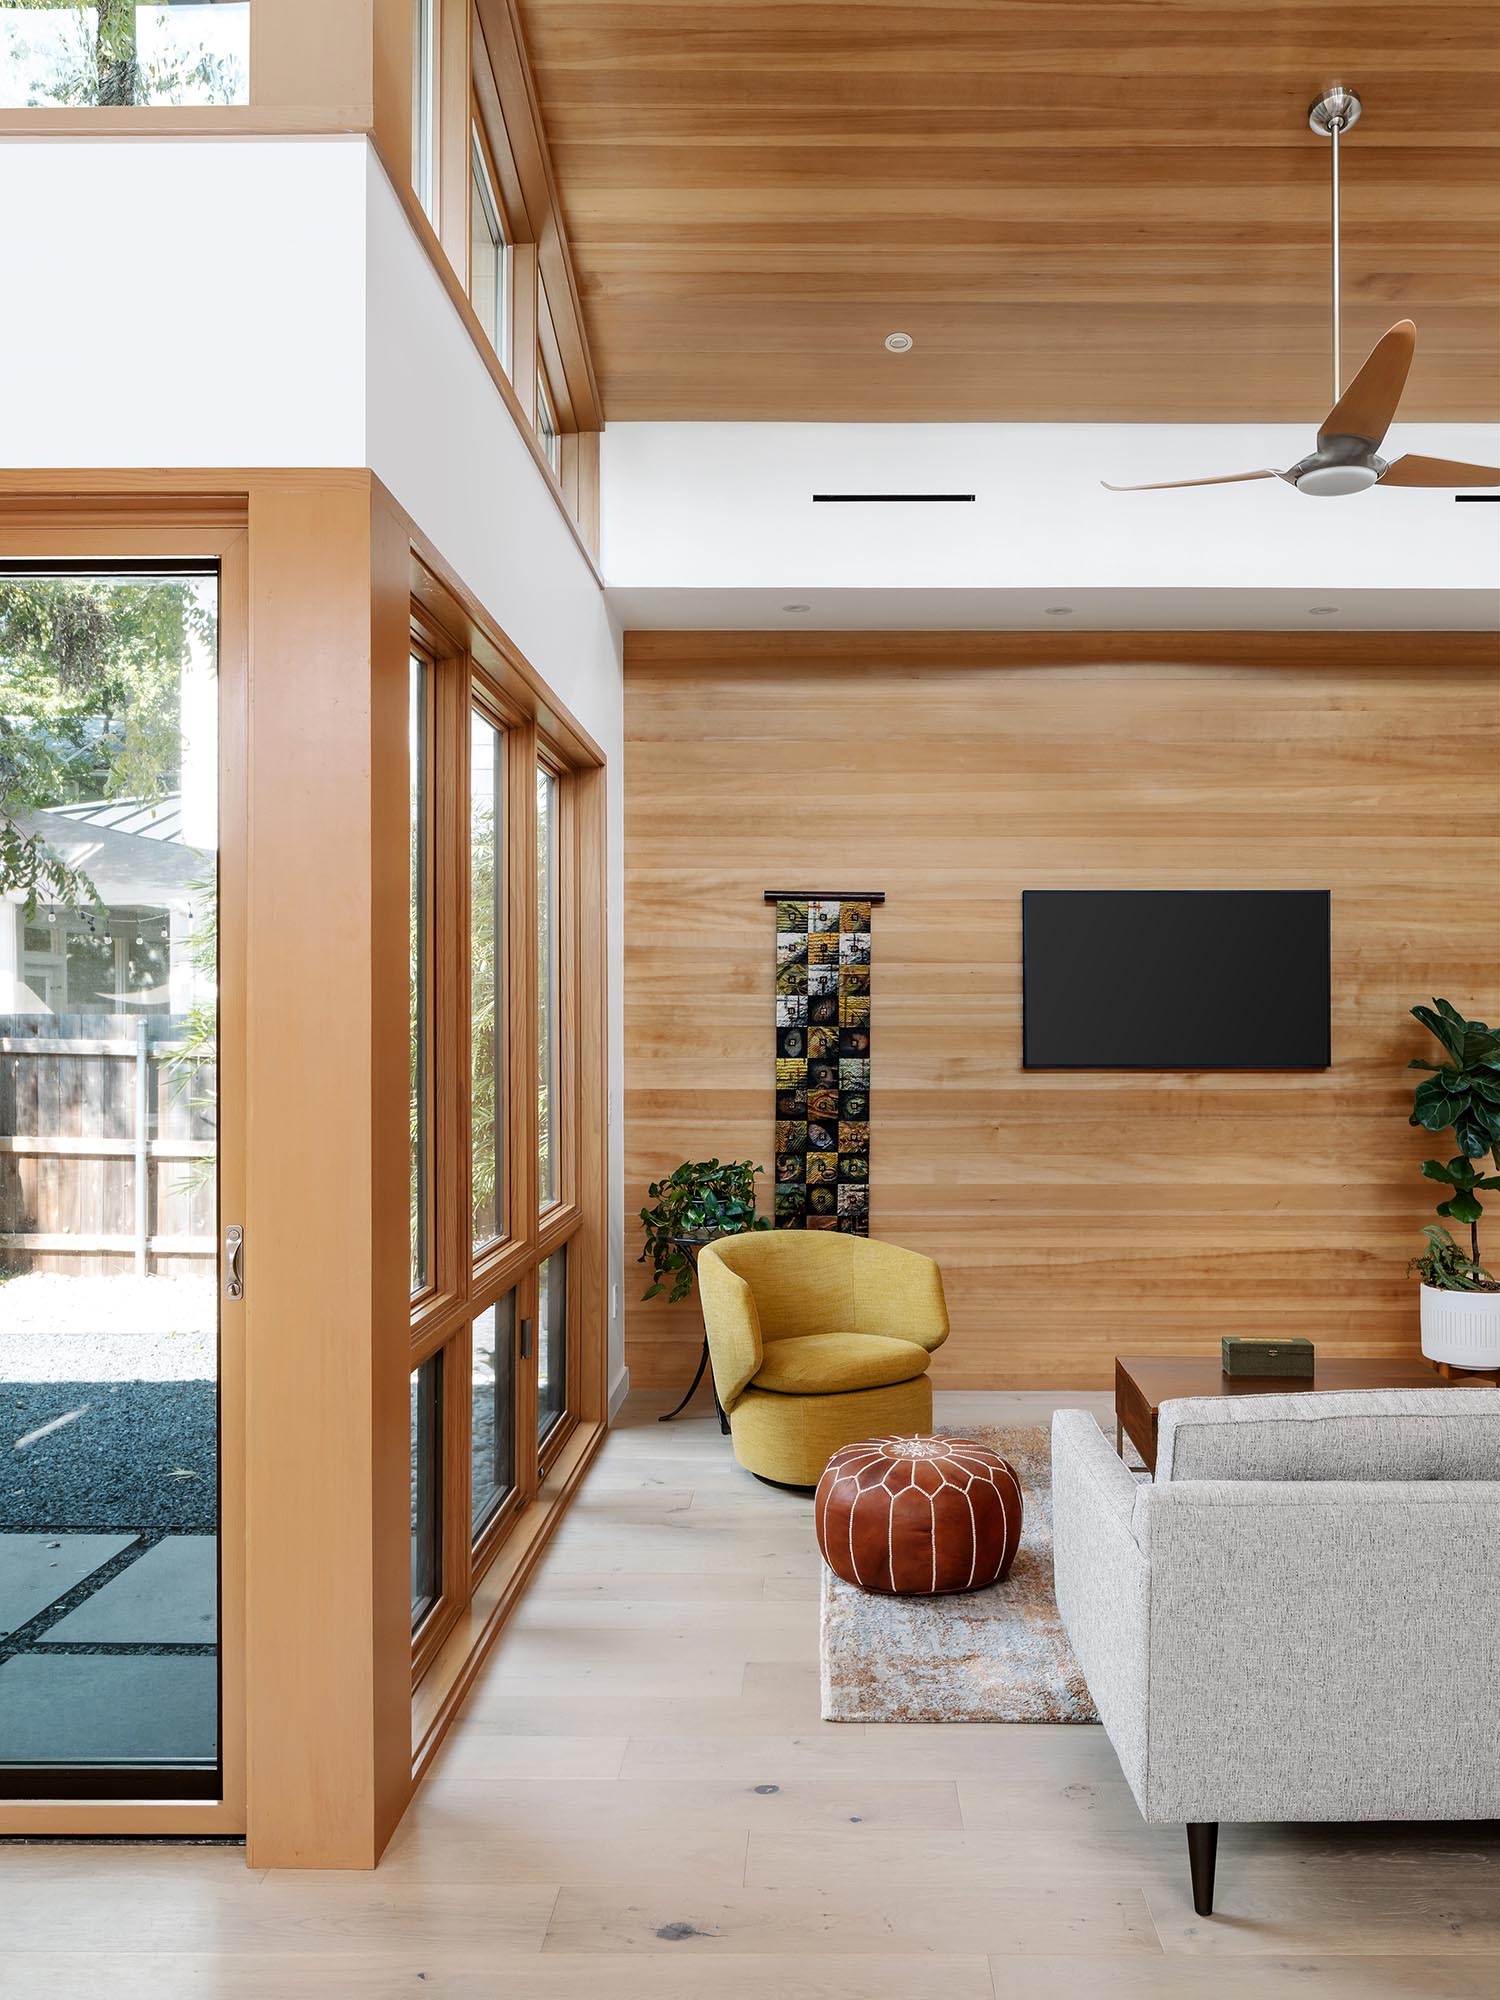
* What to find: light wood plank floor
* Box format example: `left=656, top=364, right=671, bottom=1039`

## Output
left=3, top=1389, right=1498, bottom=1998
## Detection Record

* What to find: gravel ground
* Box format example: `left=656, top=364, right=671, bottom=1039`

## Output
left=1, top=1380, right=216, bottom=1532
left=0, top=1278, right=216, bottom=1534
left=0, top=1274, right=215, bottom=1383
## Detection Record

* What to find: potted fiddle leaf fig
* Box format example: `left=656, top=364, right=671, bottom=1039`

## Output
left=638, top=1158, right=770, bottom=1304
left=1406, top=998, right=1500, bottom=1367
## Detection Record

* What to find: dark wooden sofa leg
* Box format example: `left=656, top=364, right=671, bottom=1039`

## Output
left=1186, top=1821, right=1218, bottom=1916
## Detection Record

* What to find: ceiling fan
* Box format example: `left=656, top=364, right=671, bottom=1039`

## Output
left=1104, top=86, right=1500, bottom=497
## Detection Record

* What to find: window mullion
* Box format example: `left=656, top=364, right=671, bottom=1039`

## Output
left=433, top=648, right=470, bottom=1313
left=509, top=718, right=542, bottom=1502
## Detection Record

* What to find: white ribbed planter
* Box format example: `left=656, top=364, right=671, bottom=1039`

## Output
left=1420, top=1284, right=1500, bottom=1369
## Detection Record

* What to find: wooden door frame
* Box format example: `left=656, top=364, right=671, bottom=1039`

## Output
left=0, top=508, right=248, bottom=1839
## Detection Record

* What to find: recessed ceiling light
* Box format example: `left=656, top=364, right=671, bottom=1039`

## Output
left=883, top=332, right=914, bottom=353
left=782, top=603, right=811, bottom=613
left=1308, top=605, right=1340, bottom=614
left=1044, top=606, right=1074, bottom=616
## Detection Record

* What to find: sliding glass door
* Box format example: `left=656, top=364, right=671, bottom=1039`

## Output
left=0, top=563, right=223, bottom=1797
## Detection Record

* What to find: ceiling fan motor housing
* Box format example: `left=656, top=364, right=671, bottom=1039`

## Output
left=1288, top=434, right=1387, bottom=495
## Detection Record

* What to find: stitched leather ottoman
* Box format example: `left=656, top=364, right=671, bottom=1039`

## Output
left=815, top=1434, right=1024, bottom=1595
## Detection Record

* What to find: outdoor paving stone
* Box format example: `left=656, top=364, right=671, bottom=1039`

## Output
left=45, top=1534, right=217, bottom=1644
left=0, top=1533, right=132, bottom=1637
left=0, top=1654, right=217, bottom=1764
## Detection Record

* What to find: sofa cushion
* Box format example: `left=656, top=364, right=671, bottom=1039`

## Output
left=1156, top=1387, right=1500, bottom=1484
left=753, top=1332, right=931, bottom=1396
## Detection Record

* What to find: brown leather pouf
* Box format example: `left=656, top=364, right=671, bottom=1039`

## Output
left=815, top=1435, right=1024, bottom=1595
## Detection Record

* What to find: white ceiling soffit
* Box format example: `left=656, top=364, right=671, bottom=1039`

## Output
left=599, top=423, right=1500, bottom=630
left=604, top=585, right=1498, bottom=633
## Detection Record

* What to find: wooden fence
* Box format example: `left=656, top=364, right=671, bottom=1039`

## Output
left=0, top=1014, right=216, bottom=1276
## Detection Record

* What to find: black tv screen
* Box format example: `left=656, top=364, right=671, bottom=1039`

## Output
left=1022, top=890, right=1331, bottom=1070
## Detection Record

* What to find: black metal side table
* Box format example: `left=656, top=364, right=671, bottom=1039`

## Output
left=658, top=1232, right=731, bottom=1431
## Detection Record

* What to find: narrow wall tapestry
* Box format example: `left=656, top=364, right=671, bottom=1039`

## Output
left=773, top=898, right=872, bottom=1231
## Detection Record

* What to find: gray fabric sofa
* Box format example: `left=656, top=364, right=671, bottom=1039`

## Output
left=1051, top=1388, right=1500, bottom=1914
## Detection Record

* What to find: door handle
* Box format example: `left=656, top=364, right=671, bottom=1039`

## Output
left=519, top=1316, right=533, bottom=1360
left=224, top=1223, right=244, bottom=1301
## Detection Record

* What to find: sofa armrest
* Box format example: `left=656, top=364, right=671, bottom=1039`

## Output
left=1140, top=1478, right=1500, bottom=1825
left=1050, top=1410, right=1151, bottom=1808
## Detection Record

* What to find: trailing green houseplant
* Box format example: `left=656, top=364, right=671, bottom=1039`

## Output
left=1407, top=999, right=1500, bottom=1368
left=638, top=1158, right=770, bottom=1304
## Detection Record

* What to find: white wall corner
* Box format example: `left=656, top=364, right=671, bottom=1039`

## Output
left=608, top=1365, right=632, bottom=1423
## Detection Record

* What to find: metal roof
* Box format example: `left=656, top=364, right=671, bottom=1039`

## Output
left=41, top=795, right=185, bottom=844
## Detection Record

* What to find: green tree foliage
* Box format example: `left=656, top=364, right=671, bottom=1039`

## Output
left=167, top=873, right=219, bottom=1180
left=471, top=794, right=498, bottom=1238
left=7, top=1, right=246, bottom=107
left=0, top=576, right=208, bottom=915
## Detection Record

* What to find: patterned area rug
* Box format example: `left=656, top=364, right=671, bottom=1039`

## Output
left=819, top=1423, right=1099, bottom=1724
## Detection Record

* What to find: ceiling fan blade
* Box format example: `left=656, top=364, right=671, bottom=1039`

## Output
left=1380, top=454, right=1500, bottom=489
left=1100, top=470, right=1281, bottom=492
left=1319, top=319, right=1416, bottom=447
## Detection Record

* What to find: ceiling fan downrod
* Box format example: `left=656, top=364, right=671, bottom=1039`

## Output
left=1309, top=85, right=1362, bottom=404
left=1099, top=81, right=1500, bottom=495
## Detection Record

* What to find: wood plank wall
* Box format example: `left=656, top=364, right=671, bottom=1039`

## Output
left=624, top=632, right=1500, bottom=1391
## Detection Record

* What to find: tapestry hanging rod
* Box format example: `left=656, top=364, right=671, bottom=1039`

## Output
left=763, top=891, right=886, bottom=904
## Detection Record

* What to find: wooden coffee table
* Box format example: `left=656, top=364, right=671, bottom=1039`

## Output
left=1114, top=1354, right=1487, bottom=1473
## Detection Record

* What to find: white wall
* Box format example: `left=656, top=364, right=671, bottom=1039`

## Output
left=0, top=135, right=628, bottom=1404
left=363, top=155, right=627, bottom=1407
left=0, top=138, right=366, bottom=466
left=601, top=422, right=1500, bottom=627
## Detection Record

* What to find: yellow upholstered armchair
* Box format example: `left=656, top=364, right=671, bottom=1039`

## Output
left=696, top=1232, right=949, bottom=1486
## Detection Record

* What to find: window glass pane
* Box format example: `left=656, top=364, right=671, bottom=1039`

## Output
left=0, top=566, right=220, bottom=1783
left=411, top=0, right=434, bottom=215
left=536, top=371, right=561, bottom=476
left=409, top=655, right=429, bottom=1292
left=537, top=1247, right=567, bottom=1445
left=0, top=3, right=249, bottom=107
left=470, top=1293, right=515, bottom=1539
left=536, top=765, right=558, bottom=1206
left=410, top=1353, right=442, bottom=1629
left=470, top=712, right=503, bottom=1249
left=469, top=127, right=509, bottom=368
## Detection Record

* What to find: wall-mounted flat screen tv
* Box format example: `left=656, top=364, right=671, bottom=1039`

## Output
left=1022, top=890, right=1331, bottom=1070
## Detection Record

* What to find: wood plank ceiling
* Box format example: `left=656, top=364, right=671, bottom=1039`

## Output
left=516, top=1, right=1500, bottom=422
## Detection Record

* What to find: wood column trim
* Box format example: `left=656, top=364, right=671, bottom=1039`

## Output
left=243, top=477, right=411, bottom=1867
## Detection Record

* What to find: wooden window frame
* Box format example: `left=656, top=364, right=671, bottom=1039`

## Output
left=408, top=640, right=437, bottom=1310
left=535, top=347, right=563, bottom=478
left=412, top=0, right=438, bottom=220
left=467, top=0, right=603, bottom=529
left=406, top=580, right=594, bottom=1685
left=468, top=677, right=520, bottom=1267
left=408, top=614, right=466, bottom=1350
left=467, top=104, right=513, bottom=373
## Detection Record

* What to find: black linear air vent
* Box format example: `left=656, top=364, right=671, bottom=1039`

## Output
left=812, top=493, right=976, bottom=503
left=1454, top=494, right=1498, bottom=502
